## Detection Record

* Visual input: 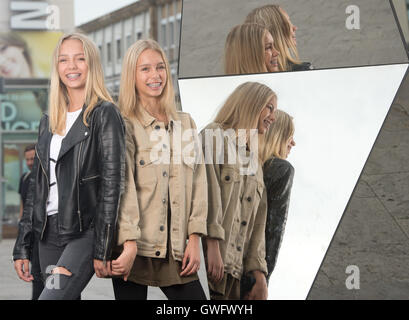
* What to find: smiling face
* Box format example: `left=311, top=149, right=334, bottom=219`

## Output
left=57, top=39, right=88, bottom=92
left=258, top=96, right=277, bottom=134
left=0, top=45, right=31, bottom=78
left=279, top=8, right=297, bottom=46
left=135, top=48, right=167, bottom=103
left=264, top=32, right=279, bottom=72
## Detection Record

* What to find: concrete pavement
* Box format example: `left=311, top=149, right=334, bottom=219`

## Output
left=0, top=238, right=209, bottom=300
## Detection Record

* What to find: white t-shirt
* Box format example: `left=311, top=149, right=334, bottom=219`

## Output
left=46, top=109, right=82, bottom=216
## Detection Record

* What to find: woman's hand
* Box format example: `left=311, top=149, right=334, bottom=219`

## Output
left=111, top=241, right=137, bottom=281
left=245, top=270, right=268, bottom=300
left=180, top=234, right=201, bottom=277
left=94, top=259, right=112, bottom=278
left=205, top=238, right=224, bottom=283
left=14, top=259, right=34, bottom=282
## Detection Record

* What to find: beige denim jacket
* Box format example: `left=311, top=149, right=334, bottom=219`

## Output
left=201, top=122, right=268, bottom=282
left=116, top=108, right=208, bottom=261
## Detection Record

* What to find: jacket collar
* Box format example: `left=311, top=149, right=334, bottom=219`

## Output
left=139, top=106, right=175, bottom=130
left=35, top=115, right=53, bottom=175
left=57, top=105, right=90, bottom=161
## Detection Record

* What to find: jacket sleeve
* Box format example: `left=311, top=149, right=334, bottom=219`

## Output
left=94, top=102, right=125, bottom=261
left=13, top=160, right=38, bottom=260
left=263, top=159, right=295, bottom=281
left=12, top=115, right=47, bottom=260
left=186, top=115, right=207, bottom=237
left=116, top=118, right=141, bottom=245
left=243, top=187, right=268, bottom=276
left=201, top=127, right=225, bottom=240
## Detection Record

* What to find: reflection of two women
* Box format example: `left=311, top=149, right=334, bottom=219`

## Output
left=202, top=82, right=296, bottom=300
left=224, top=4, right=313, bottom=75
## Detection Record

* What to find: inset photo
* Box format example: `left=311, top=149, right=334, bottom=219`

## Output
left=179, top=0, right=409, bottom=78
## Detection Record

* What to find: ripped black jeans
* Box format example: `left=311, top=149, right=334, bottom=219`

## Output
left=38, top=214, right=95, bottom=300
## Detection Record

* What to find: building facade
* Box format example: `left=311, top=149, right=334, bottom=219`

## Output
left=77, top=0, right=182, bottom=101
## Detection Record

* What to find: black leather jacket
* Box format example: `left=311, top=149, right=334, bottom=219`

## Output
left=241, top=157, right=294, bottom=296
left=263, top=158, right=294, bottom=282
left=289, top=61, right=314, bottom=71
left=13, top=101, right=125, bottom=261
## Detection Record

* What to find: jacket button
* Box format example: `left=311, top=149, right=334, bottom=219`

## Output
left=163, top=144, right=167, bottom=149
left=237, top=246, right=242, bottom=252
left=225, top=175, right=230, bottom=181
left=139, top=160, right=145, bottom=166
left=162, top=198, right=166, bottom=204
left=241, top=221, right=247, bottom=226
left=160, top=226, right=165, bottom=231
left=155, top=125, right=161, bottom=130
left=163, top=171, right=168, bottom=177
left=155, top=251, right=160, bottom=256
left=247, top=197, right=252, bottom=202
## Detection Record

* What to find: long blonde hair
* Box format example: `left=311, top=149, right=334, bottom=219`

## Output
left=118, top=39, right=177, bottom=121
left=49, top=33, right=113, bottom=135
left=224, top=23, right=269, bottom=75
left=263, top=109, right=294, bottom=161
left=245, top=5, right=300, bottom=72
left=214, top=82, right=277, bottom=161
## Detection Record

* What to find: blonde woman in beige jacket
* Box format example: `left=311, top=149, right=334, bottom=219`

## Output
left=111, top=39, right=208, bottom=299
left=201, top=82, right=277, bottom=300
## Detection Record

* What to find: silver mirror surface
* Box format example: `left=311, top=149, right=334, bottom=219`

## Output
left=178, top=64, right=408, bottom=299
left=179, top=0, right=408, bottom=78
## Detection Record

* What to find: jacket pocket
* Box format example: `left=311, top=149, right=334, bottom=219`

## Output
left=220, top=166, right=241, bottom=214
left=81, top=174, right=100, bottom=183
left=135, top=149, right=159, bottom=186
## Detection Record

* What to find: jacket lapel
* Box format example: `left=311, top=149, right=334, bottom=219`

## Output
left=57, top=108, right=90, bottom=161
left=36, top=124, right=52, bottom=175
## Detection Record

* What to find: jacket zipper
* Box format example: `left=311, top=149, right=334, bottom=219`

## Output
left=35, top=146, right=50, bottom=240
left=81, top=174, right=100, bottom=182
left=77, top=141, right=84, bottom=232
left=103, top=223, right=111, bottom=263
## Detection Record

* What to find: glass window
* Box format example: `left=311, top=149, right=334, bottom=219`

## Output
left=169, top=21, right=174, bottom=47
left=126, top=34, right=132, bottom=48
left=1, top=89, right=47, bottom=131
left=116, top=39, right=121, bottom=60
left=161, top=24, right=166, bottom=47
left=107, top=42, right=112, bottom=63
left=98, top=45, right=103, bottom=62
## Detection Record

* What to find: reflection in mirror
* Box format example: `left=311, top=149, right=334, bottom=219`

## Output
left=179, top=64, right=408, bottom=299
left=179, top=0, right=408, bottom=78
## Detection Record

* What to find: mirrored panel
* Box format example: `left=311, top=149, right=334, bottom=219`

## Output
left=179, top=0, right=408, bottom=78
left=179, top=64, right=408, bottom=299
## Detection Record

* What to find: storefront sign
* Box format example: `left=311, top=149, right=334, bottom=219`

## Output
left=10, top=1, right=60, bottom=30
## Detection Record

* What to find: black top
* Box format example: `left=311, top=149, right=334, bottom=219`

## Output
left=263, top=157, right=295, bottom=282
left=240, top=157, right=295, bottom=296
left=289, top=61, right=313, bottom=71
left=18, top=171, right=32, bottom=206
